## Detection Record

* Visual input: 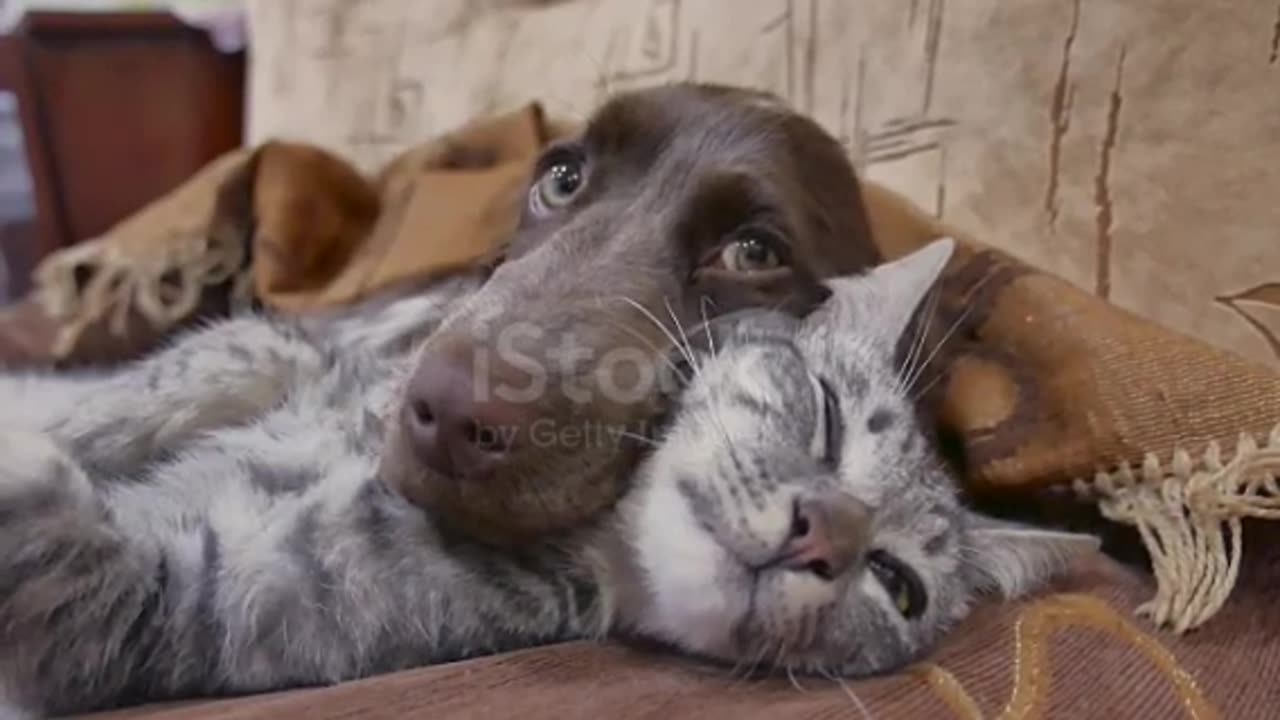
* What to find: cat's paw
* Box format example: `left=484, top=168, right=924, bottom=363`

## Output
left=0, top=431, right=92, bottom=508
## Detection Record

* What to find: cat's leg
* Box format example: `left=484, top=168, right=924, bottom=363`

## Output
left=0, top=274, right=477, bottom=478
left=0, top=431, right=165, bottom=718
left=0, top=317, right=328, bottom=477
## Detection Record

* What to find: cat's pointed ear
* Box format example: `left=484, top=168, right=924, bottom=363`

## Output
left=961, top=512, right=1100, bottom=599
left=823, top=237, right=956, bottom=347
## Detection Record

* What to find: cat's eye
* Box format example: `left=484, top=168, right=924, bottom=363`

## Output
left=817, top=376, right=843, bottom=467
left=530, top=154, right=586, bottom=215
left=717, top=231, right=786, bottom=273
left=868, top=549, right=927, bottom=619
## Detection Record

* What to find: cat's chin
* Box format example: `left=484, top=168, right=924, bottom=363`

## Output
left=631, top=576, right=750, bottom=661
left=633, top=571, right=844, bottom=668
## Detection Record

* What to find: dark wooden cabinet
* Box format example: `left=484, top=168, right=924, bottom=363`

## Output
left=0, top=11, right=245, bottom=292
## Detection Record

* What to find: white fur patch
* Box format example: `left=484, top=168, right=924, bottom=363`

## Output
left=627, top=448, right=745, bottom=657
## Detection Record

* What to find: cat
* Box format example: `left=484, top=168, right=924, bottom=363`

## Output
left=0, top=239, right=1096, bottom=718
left=600, top=238, right=1099, bottom=674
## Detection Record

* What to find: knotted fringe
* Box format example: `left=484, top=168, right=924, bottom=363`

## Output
left=1074, top=424, right=1280, bottom=633
left=29, top=148, right=255, bottom=359
left=33, top=228, right=253, bottom=358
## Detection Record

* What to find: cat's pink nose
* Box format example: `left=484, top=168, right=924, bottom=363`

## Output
left=402, top=343, right=535, bottom=481
left=779, top=494, right=871, bottom=579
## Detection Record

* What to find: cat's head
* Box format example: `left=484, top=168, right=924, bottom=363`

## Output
left=613, top=238, right=1098, bottom=676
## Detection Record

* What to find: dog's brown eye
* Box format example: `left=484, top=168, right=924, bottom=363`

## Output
left=719, top=234, right=783, bottom=273
left=531, top=160, right=585, bottom=214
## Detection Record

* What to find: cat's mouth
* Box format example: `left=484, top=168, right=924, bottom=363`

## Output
left=729, top=593, right=826, bottom=664
left=713, top=542, right=927, bottom=672
left=711, top=557, right=841, bottom=665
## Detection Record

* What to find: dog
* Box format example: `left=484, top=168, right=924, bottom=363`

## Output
left=377, top=83, right=881, bottom=544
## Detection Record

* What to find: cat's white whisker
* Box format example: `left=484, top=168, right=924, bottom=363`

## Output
left=834, top=674, right=876, bottom=720
left=903, top=270, right=1000, bottom=393
left=745, top=640, right=773, bottom=680
left=725, top=651, right=751, bottom=683
left=902, top=303, right=969, bottom=394
left=770, top=637, right=791, bottom=674
left=901, top=283, right=942, bottom=392
left=786, top=665, right=807, bottom=693
left=898, top=285, right=941, bottom=394
left=800, top=610, right=819, bottom=651
left=728, top=640, right=772, bottom=684
left=911, top=366, right=947, bottom=402
left=729, top=638, right=761, bottom=682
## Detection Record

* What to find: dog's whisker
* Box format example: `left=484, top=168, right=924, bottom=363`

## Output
left=617, top=296, right=698, bottom=371
left=698, top=296, right=719, bottom=362
left=663, top=297, right=699, bottom=374
left=601, top=316, right=691, bottom=384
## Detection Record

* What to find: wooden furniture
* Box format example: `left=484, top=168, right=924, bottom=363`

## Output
left=0, top=11, right=244, bottom=288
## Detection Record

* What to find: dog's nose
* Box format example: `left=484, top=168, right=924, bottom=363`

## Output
left=403, top=346, right=532, bottom=480
left=779, top=493, right=871, bottom=579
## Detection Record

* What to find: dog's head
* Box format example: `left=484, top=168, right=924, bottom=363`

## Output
left=380, top=83, right=880, bottom=544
